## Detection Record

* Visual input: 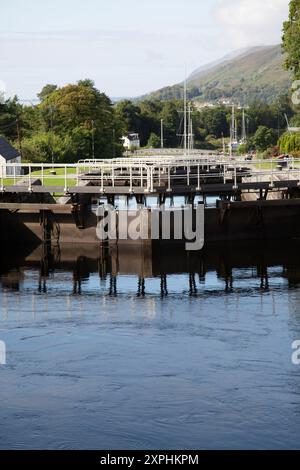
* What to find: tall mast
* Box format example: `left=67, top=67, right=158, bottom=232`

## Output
left=235, top=118, right=238, bottom=142
left=241, top=108, right=247, bottom=143
left=229, top=104, right=235, bottom=157
left=161, top=119, right=164, bottom=149
left=184, top=75, right=187, bottom=155
left=190, top=118, right=194, bottom=152
left=188, top=102, right=191, bottom=154
left=222, top=132, right=225, bottom=155
left=231, top=104, right=235, bottom=142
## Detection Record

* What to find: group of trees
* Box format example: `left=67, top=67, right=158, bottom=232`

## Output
left=116, top=95, right=295, bottom=153
left=0, top=80, right=123, bottom=163
left=0, top=87, right=298, bottom=163
left=115, top=99, right=181, bottom=148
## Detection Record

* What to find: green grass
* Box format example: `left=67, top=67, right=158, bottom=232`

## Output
left=31, top=168, right=77, bottom=186
left=254, top=162, right=277, bottom=170
left=254, top=160, right=300, bottom=170
left=2, top=168, right=77, bottom=188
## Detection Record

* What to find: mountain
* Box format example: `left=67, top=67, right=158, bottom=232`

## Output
left=188, top=46, right=259, bottom=81
left=140, top=45, right=291, bottom=105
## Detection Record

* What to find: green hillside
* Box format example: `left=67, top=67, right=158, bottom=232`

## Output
left=141, top=45, right=292, bottom=105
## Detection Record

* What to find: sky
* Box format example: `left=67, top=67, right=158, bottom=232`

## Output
left=0, top=0, right=290, bottom=101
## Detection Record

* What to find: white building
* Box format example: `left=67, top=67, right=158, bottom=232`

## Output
left=122, top=133, right=140, bottom=150
left=0, top=136, right=21, bottom=177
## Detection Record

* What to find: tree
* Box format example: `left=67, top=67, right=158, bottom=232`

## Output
left=37, top=84, right=57, bottom=102
left=147, top=133, right=161, bottom=148
left=38, top=82, right=120, bottom=161
left=279, top=131, right=300, bottom=153
left=21, top=132, right=66, bottom=163
left=115, top=100, right=141, bottom=135
left=283, top=0, right=300, bottom=80
left=160, top=101, right=180, bottom=147
left=0, top=97, right=22, bottom=142
left=139, top=100, right=162, bottom=146
left=197, top=106, right=229, bottom=138
left=238, top=143, right=249, bottom=155
left=252, top=126, right=278, bottom=152
left=77, top=79, right=96, bottom=88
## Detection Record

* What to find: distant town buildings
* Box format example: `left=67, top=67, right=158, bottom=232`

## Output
left=194, top=99, right=249, bottom=110
left=122, top=133, right=140, bottom=150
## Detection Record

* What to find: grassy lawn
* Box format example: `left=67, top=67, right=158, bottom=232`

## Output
left=254, top=161, right=300, bottom=171
left=31, top=168, right=77, bottom=186
left=2, top=168, right=77, bottom=188
left=254, top=162, right=278, bottom=170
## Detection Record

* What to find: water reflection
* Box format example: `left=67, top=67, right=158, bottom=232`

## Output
left=1, top=241, right=300, bottom=449
left=1, top=241, right=300, bottom=298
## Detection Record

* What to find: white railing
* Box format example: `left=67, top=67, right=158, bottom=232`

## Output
left=0, top=158, right=299, bottom=193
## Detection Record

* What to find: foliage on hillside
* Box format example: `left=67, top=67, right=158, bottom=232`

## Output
left=141, top=46, right=291, bottom=105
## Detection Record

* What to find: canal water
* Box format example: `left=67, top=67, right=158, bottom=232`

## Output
left=0, top=241, right=300, bottom=450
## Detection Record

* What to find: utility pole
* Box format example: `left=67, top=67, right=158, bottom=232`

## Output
left=188, top=103, right=193, bottom=154
left=161, top=119, right=164, bottom=149
left=184, top=76, right=187, bottom=155
left=16, top=116, right=23, bottom=158
left=91, top=120, right=95, bottom=159
left=112, top=128, right=116, bottom=158
left=50, top=106, right=55, bottom=171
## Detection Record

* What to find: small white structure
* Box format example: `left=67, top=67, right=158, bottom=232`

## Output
left=0, top=137, right=21, bottom=177
left=122, top=133, right=140, bottom=150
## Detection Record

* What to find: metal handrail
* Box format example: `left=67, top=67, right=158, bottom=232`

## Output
left=0, top=159, right=299, bottom=193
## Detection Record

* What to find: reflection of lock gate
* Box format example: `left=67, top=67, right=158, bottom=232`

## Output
left=0, top=341, right=6, bottom=365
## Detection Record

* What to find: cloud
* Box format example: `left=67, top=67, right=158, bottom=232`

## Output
left=215, top=0, right=289, bottom=48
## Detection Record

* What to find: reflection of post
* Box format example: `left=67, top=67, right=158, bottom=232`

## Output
left=137, top=277, right=145, bottom=297
left=39, top=242, right=50, bottom=293
left=73, top=260, right=82, bottom=295
left=223, top=264, right=233, bottom=292
left=160, top=274, right=168, bottom=298
left=98, top=246, right=109, bottom=280
left=189, top=273, right=197, bottom=296
left=198, top=259, right=206, bottom=284
left=109, top=275, right=117, bottom=297
left=225, top=273, right=233, bottom=292
left=258, top=265, right=269, bottom=290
